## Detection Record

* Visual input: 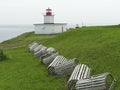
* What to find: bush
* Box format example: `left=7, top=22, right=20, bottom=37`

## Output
left=0, top=50, right=7, bottom=61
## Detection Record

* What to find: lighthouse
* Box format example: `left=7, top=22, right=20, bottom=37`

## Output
left=34, top=8, right=67, bottom=34
left=44, top=8, right=54, bottom=24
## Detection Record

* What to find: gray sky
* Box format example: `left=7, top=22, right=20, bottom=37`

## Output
left=0, top=0, right=120, bottom=26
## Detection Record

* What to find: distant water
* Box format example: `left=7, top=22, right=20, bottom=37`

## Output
left=0, top=25, right=34, bottom=43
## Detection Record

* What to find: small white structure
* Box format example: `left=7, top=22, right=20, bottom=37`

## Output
left=34, top=8, right=67, bottom=34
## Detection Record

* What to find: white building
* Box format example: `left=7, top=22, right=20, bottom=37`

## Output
left=34, top=8, right=67, bottom=34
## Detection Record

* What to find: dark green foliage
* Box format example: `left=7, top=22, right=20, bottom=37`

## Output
left=0, top=49, right=7, bottom=61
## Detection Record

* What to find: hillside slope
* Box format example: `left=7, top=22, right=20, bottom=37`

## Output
left=0, top=25, right=120, bottom=89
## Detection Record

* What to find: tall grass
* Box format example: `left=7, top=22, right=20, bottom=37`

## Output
left=0, top=25, right=120, bottom=89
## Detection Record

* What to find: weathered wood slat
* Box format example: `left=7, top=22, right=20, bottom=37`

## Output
left=54, top=58, right=77, bottom=77
left=67, top=64, right=91, bottom=90
left=41, top=47, right=56, bottom=59
left=34, top=46, right=47, bottom=58
left=48, top=55, right=68, bottom=74
left=33, top=45, right=43, bottom=53
left=42, top=52, right=59, bottom=65
left=49, top=55, right=67, bottom=67
left=29, top=42, right=39, bottom=52
left=75, top=73, right=116, bottom=90
left=46, top=47, right=56, bottom=54
left=41, top=53, right=52, bottom=60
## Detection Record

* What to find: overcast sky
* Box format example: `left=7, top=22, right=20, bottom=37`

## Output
left=0, top=0, right=120, bottom=26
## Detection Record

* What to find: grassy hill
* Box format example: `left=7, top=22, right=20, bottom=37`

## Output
left=0, top=25, right=120, bottom=90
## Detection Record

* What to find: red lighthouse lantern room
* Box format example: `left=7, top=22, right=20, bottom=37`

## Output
left=46, top=8, right=52, bottom=16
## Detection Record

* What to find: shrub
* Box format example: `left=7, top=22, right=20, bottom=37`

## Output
left=0, top=49, right=7, bottom=61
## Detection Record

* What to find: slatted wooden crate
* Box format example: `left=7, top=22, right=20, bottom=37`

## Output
left=42, top=52, right=59, bottom=65
left=46, top=47, right=56, bottom=54
left=34, top=46, right=47, bottom=58
left=41, top=47, right=56, bottom=59
left=33, top=45, right=43, bottom=53
left=67, top=64, right=91, bottom=90
left=48, top=55, right=68, bottom=74
left=29, top=42, right=39, bottom=52
left=75, top=73, right=116, bottom=90
left=54, top=58, right=77, bottom=77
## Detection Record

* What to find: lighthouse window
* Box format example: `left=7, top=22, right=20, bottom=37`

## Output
left=46, top=12, right=52, bottom=16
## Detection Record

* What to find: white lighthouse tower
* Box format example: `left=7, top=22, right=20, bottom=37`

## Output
left=34, top=8, right=67, bottom=34
left=44, top=8, right=54, bottom=24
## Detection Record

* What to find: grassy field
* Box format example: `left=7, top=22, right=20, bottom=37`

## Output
left=0, top=25, right=120, bottom=90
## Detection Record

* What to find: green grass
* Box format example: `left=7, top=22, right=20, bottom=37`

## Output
left=0, top=25, right=120, bottom=89
left=0, top=47, right=67, bottom=90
